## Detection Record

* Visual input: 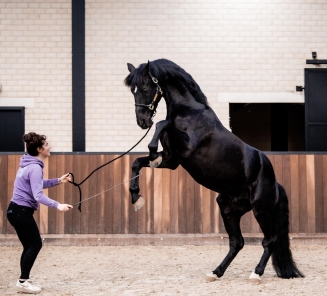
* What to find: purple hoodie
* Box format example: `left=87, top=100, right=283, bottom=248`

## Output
left=11, top=153, right=59, bottom=210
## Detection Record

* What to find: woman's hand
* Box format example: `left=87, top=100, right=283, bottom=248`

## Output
left=57, top=203, right=73, bottom=212
left=58, top=173, right=71, bottom=184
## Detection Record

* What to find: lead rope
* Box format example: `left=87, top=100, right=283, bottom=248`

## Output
left=71, top=173, right=141, bottom=207
left=69, top=125, right=153, bottom=211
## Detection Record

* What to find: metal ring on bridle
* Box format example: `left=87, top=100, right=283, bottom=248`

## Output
left=152, top=77, right=158, bottom=83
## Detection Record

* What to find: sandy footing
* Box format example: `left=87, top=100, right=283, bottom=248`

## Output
left=1, top=244, right=326, bottom=295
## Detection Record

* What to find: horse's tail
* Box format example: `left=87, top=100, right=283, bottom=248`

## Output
left=271, top=183, right=304, bottom=278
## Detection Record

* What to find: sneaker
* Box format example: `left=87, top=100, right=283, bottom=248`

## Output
left=16, top=279, right=42, bottom=294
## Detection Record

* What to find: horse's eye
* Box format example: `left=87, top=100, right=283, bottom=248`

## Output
left=142, top=87, right=147, bottom=93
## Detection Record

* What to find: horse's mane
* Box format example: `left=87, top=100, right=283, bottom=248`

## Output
left=124, top=59, right=208, bottom=107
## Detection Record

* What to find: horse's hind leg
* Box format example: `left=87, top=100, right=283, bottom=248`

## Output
left=206, top=193, right=251, bottom=282
left=249, top=185, right=277, bottom=282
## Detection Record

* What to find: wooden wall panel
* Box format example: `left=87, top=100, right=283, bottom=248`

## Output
left=63, top=155, right=74, bottom=234
left=323, top=156, right=327, bottom=232
left=0, top=155, right=8, bottom=234
left=298, top=155, right=307, bottom=232
left=1, top=153, right=327, bottom=236
left=185, top=172, right=195, bottom=233
left=306, top=155, right=316, bottom=233
left=290, top=155, right=300, bottom=233
left=314, top=155, right=324, bottom=232
left=201, top=186, right=211, bottom=234
left=6, top=155, right=21, bottom=235
left=194, top=181, right=202, bottom=233
left=136, top=159, right=146, bottom=234
left=161, top=169, right=171, bottom=234
left=114, top=154, right=124, bottom=234
left=71, top=155, right=83, bottom=233
left=169, top=168, right=179, bottom=234
left=178, top=167, right=187, bottom=234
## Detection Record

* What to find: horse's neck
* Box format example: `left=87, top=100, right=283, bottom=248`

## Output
left=164, top=85, right=201, bottom=111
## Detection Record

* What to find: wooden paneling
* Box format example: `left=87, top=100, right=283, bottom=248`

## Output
left=323, top=156, right=327, bottom=232
left=1, top=153, right=327, bottom=235
left=0, top=155, right=8, bottom=234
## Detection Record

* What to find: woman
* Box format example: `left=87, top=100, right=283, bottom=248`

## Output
left=7, top=132, right=73, bottom=294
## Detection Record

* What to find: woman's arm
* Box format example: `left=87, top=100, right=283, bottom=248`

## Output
left=29, top=166, right=59, bottom=209
left=43, top=173, right=71, bottom=188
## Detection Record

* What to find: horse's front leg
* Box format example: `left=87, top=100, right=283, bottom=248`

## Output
left=130, top=152, right=179, bottom=211
left=148, top=120, right=170, bottom=165
left=130, top=156, right=150, bottom=211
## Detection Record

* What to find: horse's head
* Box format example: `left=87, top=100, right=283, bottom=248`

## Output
left=125, top=61, right=162, bottom=129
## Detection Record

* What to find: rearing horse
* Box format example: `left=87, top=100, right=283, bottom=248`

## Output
left=124, top=59, right=303, bottom=282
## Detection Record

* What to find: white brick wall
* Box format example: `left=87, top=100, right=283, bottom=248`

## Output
left=1, top=0, right=327, bottom=152
left=0, top=0, right=72, bottom=151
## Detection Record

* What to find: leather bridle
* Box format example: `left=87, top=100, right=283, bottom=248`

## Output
left=134, top=73, right=163, bottom=112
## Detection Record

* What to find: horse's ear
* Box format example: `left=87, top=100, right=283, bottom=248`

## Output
left=142, top=61, right=150, bottom=77
left=127, top=63, right=135, bottom=73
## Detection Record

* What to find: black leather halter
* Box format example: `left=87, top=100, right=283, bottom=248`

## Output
left=134, top=73, right=163, bottom=112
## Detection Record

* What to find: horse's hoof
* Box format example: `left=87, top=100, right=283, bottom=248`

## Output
left=149, top=155, right=162, bottom=168
left=134, top=196, right=145, bottom=211
left=249, top=272, right=261, bottom=284
left=205, top=272, right=218, bottom=282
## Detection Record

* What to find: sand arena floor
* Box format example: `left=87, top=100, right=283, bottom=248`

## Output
left=0, top=244, right=326, bottom=296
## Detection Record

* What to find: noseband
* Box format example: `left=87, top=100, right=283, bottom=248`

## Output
left=134, top=73, right=163, bottom=112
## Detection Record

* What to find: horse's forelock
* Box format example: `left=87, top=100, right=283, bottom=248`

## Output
left=124, top=63, right=147, bottom=88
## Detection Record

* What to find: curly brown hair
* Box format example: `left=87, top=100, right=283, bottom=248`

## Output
left=23, top=132, right=46, bottom=156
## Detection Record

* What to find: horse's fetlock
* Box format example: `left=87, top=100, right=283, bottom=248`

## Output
left=131, top=193, right=141, bottom=204
left=131, top=162, right=140, bottom=171
left=213, top=267, right=224, bottom=278
left=149, top=152, right=160, bottom=162
left=254, top=267, right=264, bottom=276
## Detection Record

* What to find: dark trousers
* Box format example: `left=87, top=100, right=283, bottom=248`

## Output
left=7, top=202, right=42, bottom=279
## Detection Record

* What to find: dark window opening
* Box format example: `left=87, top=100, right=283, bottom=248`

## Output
left=229, top=103, right=304, bottom=151
left=0, top=107, right=25, bottom=152
left=305, top=68, right=327, bottom=151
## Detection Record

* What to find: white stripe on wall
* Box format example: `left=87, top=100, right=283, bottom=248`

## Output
left=0, top=98, right=35, bottom=108
left=218, top=92, right=304, bottom=103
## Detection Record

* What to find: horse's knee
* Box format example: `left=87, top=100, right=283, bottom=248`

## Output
left=131, top=160, right=141, bottom=172
left=148, top=142, right=158, bottom=151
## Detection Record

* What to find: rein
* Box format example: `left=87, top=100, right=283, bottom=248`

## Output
left=134, top=73, right=164, bottom=112
left=69, top=126, right=152, bottom=212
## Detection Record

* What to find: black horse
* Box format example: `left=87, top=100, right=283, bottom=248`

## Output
left=124, top=59, right=303, bottom=282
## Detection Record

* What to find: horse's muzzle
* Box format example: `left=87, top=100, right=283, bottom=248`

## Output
left=138, top=118, right=153, bottom=129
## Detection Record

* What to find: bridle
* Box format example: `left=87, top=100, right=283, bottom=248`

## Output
left=134, top=73, right=163, bottom=113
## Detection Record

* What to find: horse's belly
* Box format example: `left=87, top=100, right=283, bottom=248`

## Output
left=181, top=162, right=245, bottom=194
